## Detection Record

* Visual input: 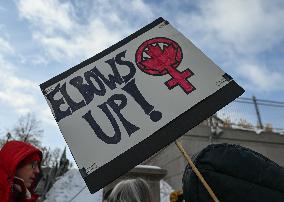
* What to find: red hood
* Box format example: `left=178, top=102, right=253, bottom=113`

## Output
left=0, top=140, right=42, bottom=178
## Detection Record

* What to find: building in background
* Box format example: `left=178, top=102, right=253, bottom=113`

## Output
left=145, top=117, right=284, bottom=190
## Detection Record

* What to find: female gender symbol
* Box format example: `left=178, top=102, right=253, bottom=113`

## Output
left=135, top=37, right=195, bottom=94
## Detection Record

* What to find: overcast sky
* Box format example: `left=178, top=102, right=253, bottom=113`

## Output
left=1, top=0, right=284, bottom=163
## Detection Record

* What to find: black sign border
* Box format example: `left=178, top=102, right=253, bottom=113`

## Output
left=39, top=17, right=244, bottom=193
left=84, top=80, right=243, bottom=193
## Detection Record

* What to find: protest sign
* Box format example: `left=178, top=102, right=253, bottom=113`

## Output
left=40, top=17, right=244, bottom=193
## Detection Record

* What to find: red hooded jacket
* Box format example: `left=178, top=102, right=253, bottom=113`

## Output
left=0, top=141, right=42, bottom=202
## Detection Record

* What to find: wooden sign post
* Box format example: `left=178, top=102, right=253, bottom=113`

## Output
left=175, top=140, right=220, bottom=202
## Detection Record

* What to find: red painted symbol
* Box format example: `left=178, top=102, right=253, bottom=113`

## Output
left=135, top=37, right=195, bottom=94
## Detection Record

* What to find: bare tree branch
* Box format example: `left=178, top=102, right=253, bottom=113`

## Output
left=12, top=113, right=44, bottom=147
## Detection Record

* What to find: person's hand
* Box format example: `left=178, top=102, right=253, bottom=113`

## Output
left=13, top=177, right=27, bottom=200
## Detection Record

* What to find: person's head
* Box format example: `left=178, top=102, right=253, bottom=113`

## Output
left=0, top=140, right=42, bottom=189
left=16, top=152, right=41, bottom=188
left=108, top=178, right=153, bottom=202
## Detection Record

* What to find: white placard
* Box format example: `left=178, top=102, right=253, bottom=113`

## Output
left=40, top=17, right=244, bottom=193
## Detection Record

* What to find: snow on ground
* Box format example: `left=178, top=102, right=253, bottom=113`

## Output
left=44, top=169, right=173, bottom=202
left=43, top=169, right=102, bottom=202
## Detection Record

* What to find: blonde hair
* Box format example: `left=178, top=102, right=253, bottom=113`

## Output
left=108, top=178, right=153, bottom=202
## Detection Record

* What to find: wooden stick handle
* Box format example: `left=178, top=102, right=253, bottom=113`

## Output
left=175, top=140, right=220, bottom=202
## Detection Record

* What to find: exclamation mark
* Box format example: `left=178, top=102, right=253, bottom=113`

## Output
left=122, top=79, right=162, bottom=122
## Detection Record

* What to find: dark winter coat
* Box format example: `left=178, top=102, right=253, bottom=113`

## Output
left=182, top=143, right=284, bottom=202
left=0, top=141, right=42, bottom=202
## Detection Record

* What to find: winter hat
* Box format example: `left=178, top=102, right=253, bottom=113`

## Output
left=17, top=152, right=41, bottom=169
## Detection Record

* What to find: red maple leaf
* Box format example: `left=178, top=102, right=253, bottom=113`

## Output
left=141, top=43, right=178, bottom=74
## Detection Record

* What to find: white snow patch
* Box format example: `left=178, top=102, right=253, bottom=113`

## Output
left=43, top=169, right=102, bottom=202
left=231, top=124, right=264, bottom=134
